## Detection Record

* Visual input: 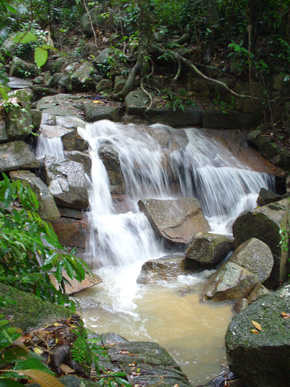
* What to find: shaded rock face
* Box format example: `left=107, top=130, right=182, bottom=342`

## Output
left=225, top=284, right=290, bottom=387
left=232, top=198, right=290, bottom=288
left=138, top=198, right=210, bottom=246
left=45, top=155, right=89, bottom=209
left=0, top=140, right=40, bottom=172
left=185, top=232, right=232, bottom=268
left=203, top=261, right=259, bottom=302
left=137, top=255, right=187, bottom=284
left=49, top=216, right=89, bottom=249
left=230, top=238, right=274, bottom=283
left=9, top=170, right=60, bottom=221
left=0, top=283, right=71, bottom=332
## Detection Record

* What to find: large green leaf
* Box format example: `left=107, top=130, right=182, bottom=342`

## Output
left=34, top=47, right=48, bottom=68
left=0, top=378, right=23, bottom=386
left=13, top=31, right=37, bottom=44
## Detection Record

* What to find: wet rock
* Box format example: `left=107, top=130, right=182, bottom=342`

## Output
left=45, top=155, right=89, bottom=209
left=229, top=238, right=273, bottom=283
left=257, top=187, right=282, bottom=206
left=84, top=103, right=123, bottom=122
left=0, top=140, right=40, bottom=172
left=10, top=170, right=60, bottom=221
left=232, top=198, right=290, bottom=288
left=50, top=215, right=89, bottom=249
left=203, top=262, right=259, bottom=301
left=146, top=107, right=202, bottom=127
left=98, top=143, right=125, bottom=194
left=225, top=284, right=290, bottom=387
left=138, top=198, right=210, bottom=246
left=185, top=232, right=232, bottom=268
left=50, top=271, right=102, bottom=295
left=108, top=341, right=191, bottom=387
left=65, top=151, right=91, bottom=176
left=247, top=282, right=271, bottom=304
left=61, top=129, right=88, bottom=152
left=137, top=255, right=187, bottom=284
left=0, top=283, right=71, bottom=332
left=202, top=110, right=263, bottom=130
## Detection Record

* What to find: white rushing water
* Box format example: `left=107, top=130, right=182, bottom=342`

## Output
left=39, top=119, right=275, bottom=384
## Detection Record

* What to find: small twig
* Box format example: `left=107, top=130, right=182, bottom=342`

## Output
left=82, top=0, right=98, bottom=49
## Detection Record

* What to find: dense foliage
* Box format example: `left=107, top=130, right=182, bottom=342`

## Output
left=0, top=174, right=90, bottom=311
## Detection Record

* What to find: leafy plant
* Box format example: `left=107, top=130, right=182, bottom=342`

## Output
left=162, top=88, right=196, bottom=112
left=0, top=174, right=91, bottom=311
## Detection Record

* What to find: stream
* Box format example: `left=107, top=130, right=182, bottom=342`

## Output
left=38, top=119, right=274, bottom=385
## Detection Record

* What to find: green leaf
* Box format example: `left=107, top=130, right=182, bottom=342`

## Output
left=0, top=378, right=23, bottom=386
left=13, top=31, right=37, bottom=44
left=41, top=44, right=57, bottom=51
left=0, top=86, right=9, bottom=100
left=13, top=359, right=53, bottom=374
left=63, top=259, right=74, bottom=279
left=34, top=47, right=48, bottom=68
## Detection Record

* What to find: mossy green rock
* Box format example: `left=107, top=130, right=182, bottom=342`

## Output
left=225, top=284, right=290, bottom=387
left=0, top=283, right=71, bottom=333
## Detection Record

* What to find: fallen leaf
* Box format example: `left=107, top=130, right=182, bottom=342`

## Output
left=251, top=329, right=259, bottom=334
left=281, top=312, right=290, bottom=319
left=60, top=364, right=75, bottom=374
left=33, top=347, right=44, bottom=355
left=93, top=100, right=104, bottom=104
left=251, top=320, right=262, bottom=331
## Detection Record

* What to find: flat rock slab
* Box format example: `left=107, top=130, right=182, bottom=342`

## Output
left=50, top=271, right=102, bottom=295
left=138, top=198, right=209, bottom=246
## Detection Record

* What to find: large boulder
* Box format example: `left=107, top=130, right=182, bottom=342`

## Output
left=50, top=215, right=89, bottom=249
left=225, top=284, right=290, bottom=387
left=9, top=170, right=60, bottom=221
left=45, top=155, right=89, bottom=209
left=232, top=198, right=290, bottom=288
left=9, top=56, right=40, bottom=78
left=230, top=238, right=274, bottom=283
left=0, top=141, right=40, bottom=172
left=0, top=283, right=71, bottom=332
left=138, top=198, right=210, bottom=246
left=137, top=255, right=187, bottom=284
left=185, top=232, right=232, bottom=267
left=203, top=261, right=259, bottom=302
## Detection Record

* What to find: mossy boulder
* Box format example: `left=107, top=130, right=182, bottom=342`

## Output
left=232, top=198, right=290, bottom=288
left=0, top=283, right=71, bottom=333
left=225, top=284, right=290, bottom=387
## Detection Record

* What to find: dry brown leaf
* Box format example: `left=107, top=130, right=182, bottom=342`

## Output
left=281, top=312, right=290, bottom=319
left=251, top=320, right=262, bottom=331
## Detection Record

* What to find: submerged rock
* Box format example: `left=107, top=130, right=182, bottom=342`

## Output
left=225, top=284, right=290, bottom=387
left=138, top=198, right=210, bottom=246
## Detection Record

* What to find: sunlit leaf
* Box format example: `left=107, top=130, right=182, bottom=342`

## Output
left=34, top=47, right=48, bottom=68
left=7, top=369, right=65, bottom=387
left=251, top=320, right=262, bottom=331
left=281, top=312, right=290, bottom=319
left=13, top=31, right=37, bottom=44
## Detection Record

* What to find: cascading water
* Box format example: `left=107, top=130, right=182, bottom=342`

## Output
left=74, top=120, right=274, bottom=384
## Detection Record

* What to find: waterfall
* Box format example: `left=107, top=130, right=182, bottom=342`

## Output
left=78, top=120, right=274, bottom=268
